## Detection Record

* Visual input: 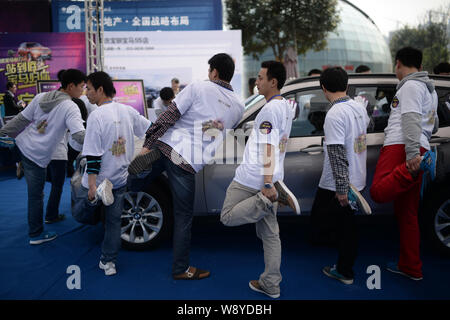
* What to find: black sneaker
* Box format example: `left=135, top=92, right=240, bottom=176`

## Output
left=45, top=214, right=66, bottom=224
left=274, top=181, right=300, bottom=214
left=128, top=148, right=162, bottom=175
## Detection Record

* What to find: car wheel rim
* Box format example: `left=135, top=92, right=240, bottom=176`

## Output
left=121, top=191, right=163, bottom=244
left=434, top=199, right=450, bottom=248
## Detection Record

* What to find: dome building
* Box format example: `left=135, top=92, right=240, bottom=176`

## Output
left=243, top=0, right=393, bottom=82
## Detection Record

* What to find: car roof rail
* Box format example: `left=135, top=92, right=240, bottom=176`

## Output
left=285, top=73, right=400, bottom=86
left=286, top=73, right=450, bottom=87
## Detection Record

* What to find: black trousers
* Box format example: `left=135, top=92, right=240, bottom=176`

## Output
left=310, top=187, right=358, bottom=278
left=67, top=144, right=80, bottom=177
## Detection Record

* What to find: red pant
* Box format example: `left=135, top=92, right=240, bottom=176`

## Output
left=370, top=144, right=426, bottom=278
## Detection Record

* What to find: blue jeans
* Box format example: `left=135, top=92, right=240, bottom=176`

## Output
left=20, top=152, right=47, bottom=237
left=72, top=182, right=126, bottom=263
left=46, top=160, right=67, bottom=221
left=128, top=154, right=196, bottom=275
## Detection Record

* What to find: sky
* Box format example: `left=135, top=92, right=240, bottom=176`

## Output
left=349, top=0, right=450, bottom=36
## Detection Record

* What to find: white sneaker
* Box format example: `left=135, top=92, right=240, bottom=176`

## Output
left=99, top=261, right=117, bottom=276
left=96, top=179, right=114, bottom=206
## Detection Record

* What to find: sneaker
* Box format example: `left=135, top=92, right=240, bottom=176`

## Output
left=29, top=231, right=57, bottom=245
left=99, top=261, right=117, bottom=276
left=274, top=181, right=300, bottom=214
left=128, top=148, right=162, bottom=175
left=0, top=136, right=15, bottom=149
left=96, top=179, right=114, bottom=206
left=45, top=214, right=66, bottom=224
left=16, top=162, right=24, bottom=180
left=386, top=262, right=423, bottom=281
left=420, top=148, right=437, bottom=181
left=322, top=265, right=354, bottom=285
left=348, top=184, right=372, bottom=215
left=248, top=280, right=280, bottom=299
left=172, top=266, right=210, bottom=280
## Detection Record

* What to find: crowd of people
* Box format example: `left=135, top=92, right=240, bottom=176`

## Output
left=0, top=46, right=445, bottom=298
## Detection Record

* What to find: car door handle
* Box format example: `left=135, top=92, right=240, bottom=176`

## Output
left=429, top=136, right=450, bottom=144
left=300, top=144, right=323, bottom=153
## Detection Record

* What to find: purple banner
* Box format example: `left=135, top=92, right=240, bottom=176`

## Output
left=112, top=80, right=147, bottom=118
left=37, top=79, right=148, bottom=118
left=0, top=33, right=86, bottom=107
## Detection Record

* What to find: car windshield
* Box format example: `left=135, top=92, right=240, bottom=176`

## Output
left=244, top=94, right=264, bottom=110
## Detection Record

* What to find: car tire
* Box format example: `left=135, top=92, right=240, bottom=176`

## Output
left=421, top=180, right=450, bottom=256
left=121, top=177, right=173, bottom=250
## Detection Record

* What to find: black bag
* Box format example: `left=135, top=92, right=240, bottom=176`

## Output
left=70, top=155, right=102, bottom=225
left=72, top=203, right=102, bottom=225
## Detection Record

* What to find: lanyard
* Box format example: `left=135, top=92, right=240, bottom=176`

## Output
left=267, top=94, right=282, bottom=103
left=100, top=100, right=113, bottom=106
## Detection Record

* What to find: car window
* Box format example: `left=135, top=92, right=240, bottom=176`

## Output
left=350, top=85, right=396, bottom=133
left=436, top=87, right=450, bottom=127
left=287, top=88, right=329, bottom=137
left=244, top=94, right=264, bottom=110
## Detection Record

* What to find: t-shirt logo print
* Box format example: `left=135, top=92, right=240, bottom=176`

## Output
left=427, top=110, right=436, bottom=125
left=354, top=134, right=367, bottom=154
left=391, top=96, right=399, bottom=108
left=279, top=134, right=288, bottom=153
left=202, top=119, right=224, bottom=137
left=110, top=137, right=126, bottom=156
left=36, top=120, right=48, bottom=134
left=259, top=121, right=272, bottom=134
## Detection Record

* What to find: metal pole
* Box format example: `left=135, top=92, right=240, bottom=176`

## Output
left=99, top=0, right=104, bottom=71
left=84, top=0, right=90, bottom=74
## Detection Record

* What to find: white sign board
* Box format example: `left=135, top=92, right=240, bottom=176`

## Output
left=104, top=30, right=243, bottom=100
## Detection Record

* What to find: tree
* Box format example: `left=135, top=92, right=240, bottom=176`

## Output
left=389, top=9, right=449, bottom=73
left=225, top=0, right=340, bottom=62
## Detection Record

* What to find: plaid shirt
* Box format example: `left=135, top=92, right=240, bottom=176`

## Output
left=327, top=144, right=349, bottom=194
left=326, top=96, right=351, bottom=194
left=143, top=80, right=234, bottom=174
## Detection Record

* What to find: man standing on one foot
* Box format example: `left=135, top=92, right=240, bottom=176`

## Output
left=72, top=71, right=151, bottom=276
left=370, top=47, right=439, bottom=281
left=0, top=69, right=86, bottom=245
left=128, top=53, right=244, bottom=280
left=221, top=61, right=300, bottom=299
left=312, top=67, right=371, bottom=285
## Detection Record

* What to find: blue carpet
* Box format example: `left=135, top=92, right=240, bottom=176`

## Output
left=0, top=169, right=449, bottom=300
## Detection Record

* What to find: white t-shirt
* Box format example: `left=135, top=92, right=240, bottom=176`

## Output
left=51, top=131, right=69, bottom=161
left=81, top=102, right=151, bottom=189
left=234, top=98, right=293, bottom=190
left=384, top=80, right=438, bottom=150
left=158, top=80, right=244, bottom=172
left=153, top=97, right=168, bottom=113
left=319, top=99, right=370, bottom=192
left=16, top=92, right=85, bottom=168
left=69, top=95, right=98, bottom=152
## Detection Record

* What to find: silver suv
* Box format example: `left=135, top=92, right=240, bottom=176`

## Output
left=112, top=74, right=450, bottom=254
